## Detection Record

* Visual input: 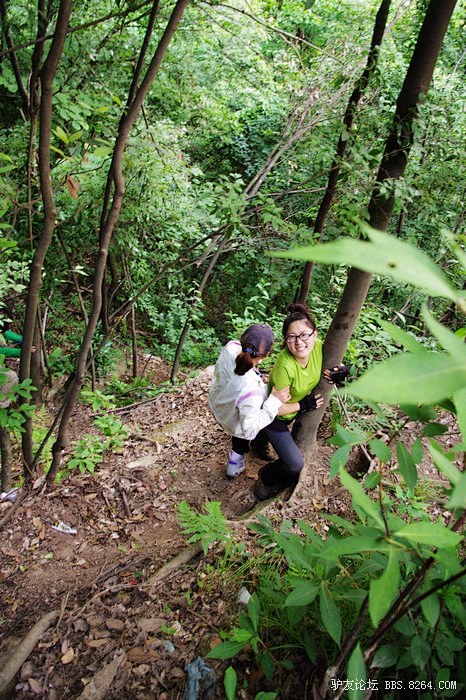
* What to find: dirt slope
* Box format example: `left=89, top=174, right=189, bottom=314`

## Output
left=0, top=361, right=452, bottom=699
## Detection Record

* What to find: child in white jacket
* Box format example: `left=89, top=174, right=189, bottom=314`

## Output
left=208, top=324, right=290, bottom=478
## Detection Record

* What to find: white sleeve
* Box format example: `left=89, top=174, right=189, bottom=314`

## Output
left=237, top=391, right=282, bottom=441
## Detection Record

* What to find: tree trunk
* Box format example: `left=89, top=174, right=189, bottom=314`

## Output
left=47, top=0, right=191, bottom=482
left=0, top=427, right=12, bottom=491
left=171, top=236, right=228, bottom=381
left=19, top=0, right=72, bottom=481
left=297, top=0, right=392, bottom=302
left=296, top=0, right=458, bottom=458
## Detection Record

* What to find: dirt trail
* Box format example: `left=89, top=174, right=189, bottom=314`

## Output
left=0, top=362, right=453, bottom=699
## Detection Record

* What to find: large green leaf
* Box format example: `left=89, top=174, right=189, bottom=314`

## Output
left=285, top=580, right=319, bottom=607
left=453, top=387, right=466, bottom=443
left=422, top=306, right=466, bottom=362
left=369, top=549, right=400, bottom=627
left=329, top=444, right=351, bottom=478
left=448, top=471, right=466, bottom=509
left=274, top=534, right=314, bottom=572
left=421, top=591, right=440, bottom=628
left=339, top=467, right=384, bottom=529
left=248, top=593, right=260, bottom=633
left=393, top=522, right=463, bottom=548
left=224, top=666, right=237, bottom=700
left=396, top=441, right=417, bottom=491
left=323, top=534, right=390, bottom=559
left=368, top=438, right=392, bottom=463
left=320, top=584, right=342, bottom=646
left=270, top=227, right=458, bottom=302
left=410, top=635, right=431, bottom=670
left=207, top=638, right=249, bottom=659
left=371, top=644, right=399, bottom=669
left=347, top=643, right=366, bottom=700
left=348, top=352, right=466, bottom=404
left=428, top=441, right=461, bottom=485
left=378, top=320, right=427, bottom=354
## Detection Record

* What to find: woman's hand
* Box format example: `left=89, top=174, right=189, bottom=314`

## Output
left=323, top=364, right=349, bottom=385
left=298, top=392, right=323, bottom=412
left=271, top=385, right=291, bottom=404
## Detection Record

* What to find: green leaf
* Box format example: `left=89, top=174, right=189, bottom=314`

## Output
left=448, top=471, right=466, bottom=509
left=363, top=472, right=380, bottom=489
left=453, top=387, right=466, bottom=443
left=247, top=593, right=260, bottom=633
left=378, top=320, right=426, bottom=353
left=400, top=404, right=438, bottom=421
left=319, top=584, right=341, bottom=646
left=421, top=592, right=440, bottom=627
left=270, top=228, right=458, bottom=302
left=224, top=666, right=237, bottom=700
left=393, top=522, right=462, bottom=549
left=410, top=635, right=430, bottom=670
left=396, top=441, right=417, bottom=491
left=323, top=535, right=389, bottom=559
left=422, top=422, right=448, bottom=437
left=347, top=643, right=366, bottom=700
left=339, top=467, right=384, bottom=529
left=348, top=352, right=466, bottom=404
left=274, top=534, right=313, bottom=572
left=411, top=437, right=424, bottom=464
left=329, top=444, right=351, bottom=478
left=303, top=629, right=316, bottom=663
left=422, top=305, right=466, bottom=362
left=93, top=146, right=112, bottom=158
left=207, top=639, right=249, bottom=659
left=428, top=441, right=460, bottom=485
left=371, top=644, right=399, bottom=669
left=53, top=125, right=69, bottom=143
left=368, top=438, right=391, bottom=463
left=369, top=549, right=400, bottom=626
left=285, top=580, right=319, bottom=607
left=258, top=651, right=275, bottom=682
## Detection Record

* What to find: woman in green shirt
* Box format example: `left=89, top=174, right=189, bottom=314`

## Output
left=254, top=303, right=348, bottom=500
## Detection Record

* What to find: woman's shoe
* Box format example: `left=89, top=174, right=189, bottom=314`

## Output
left=253, top=477, right=283, bottom=500
left=226, top=452, right=245, bottom=479
left=253, top=466, right=296, bottom=500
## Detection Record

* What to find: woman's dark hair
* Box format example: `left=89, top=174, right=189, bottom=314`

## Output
left=235, top=348, right=258, bottom=376
left=282, top=302, right=316, bottom=339
left=234, top=323, right=274, bottom=375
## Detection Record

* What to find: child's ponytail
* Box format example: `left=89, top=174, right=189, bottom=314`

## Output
left=234, top=323, right=275, bottom=375
left=234, top=350, right=256, bottom=376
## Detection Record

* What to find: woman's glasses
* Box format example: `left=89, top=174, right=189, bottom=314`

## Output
left=286, top=330, right=315, bottom=344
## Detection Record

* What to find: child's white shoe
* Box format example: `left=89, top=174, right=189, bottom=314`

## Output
left=226, top=451, right=245, bottom=478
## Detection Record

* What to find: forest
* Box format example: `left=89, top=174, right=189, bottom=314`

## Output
left=0, top=0, right=465, bottom=698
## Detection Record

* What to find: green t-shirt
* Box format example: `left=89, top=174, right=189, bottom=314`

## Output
left=268, top=338, right=323, bottom=420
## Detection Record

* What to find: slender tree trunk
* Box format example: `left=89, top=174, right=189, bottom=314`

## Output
left=170, top=236, right=228, bottom=381
left=0, top=427, right=12, bottom=492
left=130, top=305, right=138, bottom=379
left=297, top=0, right=392, bottom=302
left=100, top=0, right=160, bottom=333
left=19, top=0, right=72, bottom=481
left=296, top=0, right=458, bottom=459
left=47, top=0, right=191, bottom=482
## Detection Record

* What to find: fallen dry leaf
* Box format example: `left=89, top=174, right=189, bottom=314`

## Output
left=85, top=638, right=109, bottom=648
left=61, top=647, right=75, bottom=664
left=127, top=646, right=159, bottom=662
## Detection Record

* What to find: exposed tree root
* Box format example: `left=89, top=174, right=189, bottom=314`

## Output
left=0, top=609, right=59, bottom=698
